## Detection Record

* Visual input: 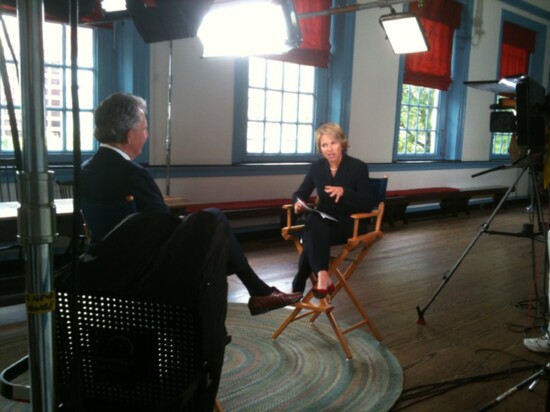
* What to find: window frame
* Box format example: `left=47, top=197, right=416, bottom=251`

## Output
left=393, top=0, right=472, bottom=162
left=490, top=10, right=547, bottom=159
left=0, top=14, right=98, bottom=163
left=232, top=57, right=328, bottom=163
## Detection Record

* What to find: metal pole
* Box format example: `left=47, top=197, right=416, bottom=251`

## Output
left=165, top=40, right=173, bottom=196
left=296, top=0, right=414, bottom=19
left=16, top=1, right=56, bottom=411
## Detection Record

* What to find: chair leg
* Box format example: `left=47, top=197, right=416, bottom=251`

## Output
left=325, top=310, right=353, bottom=360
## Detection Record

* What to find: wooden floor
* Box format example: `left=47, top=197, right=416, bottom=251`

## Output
left=1, top=204, right=549, bottom=411
left=233, top=204, right=550, bottom=412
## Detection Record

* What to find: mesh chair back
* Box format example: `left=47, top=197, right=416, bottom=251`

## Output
left=55, top=290, right=206, bottom=411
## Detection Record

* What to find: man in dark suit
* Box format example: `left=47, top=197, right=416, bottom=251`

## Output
left=81, top=92, right=302, bottom=315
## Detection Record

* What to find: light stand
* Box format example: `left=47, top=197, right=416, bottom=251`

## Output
left=416, top=152, right=548, bottom=324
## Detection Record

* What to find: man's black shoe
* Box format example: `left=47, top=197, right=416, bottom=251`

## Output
left=248, top=287, right=302, bottom=316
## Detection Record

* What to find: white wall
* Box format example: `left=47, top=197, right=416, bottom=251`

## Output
left=147, top=0, right=549, bottom=204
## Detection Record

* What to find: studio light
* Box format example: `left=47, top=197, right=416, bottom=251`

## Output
left=379, top=7, right=429, bottom=54
left=197, top=0, right=302, bottom=58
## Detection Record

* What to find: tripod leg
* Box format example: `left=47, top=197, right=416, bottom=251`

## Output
left=477, top=362, right=549, bottom=411
left=416, top=165, right=529, bottom=324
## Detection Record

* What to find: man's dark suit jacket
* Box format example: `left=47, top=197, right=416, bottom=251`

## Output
left=81, top=146, right=170, bottom=242
left=82, top=146, right=168, bottom=213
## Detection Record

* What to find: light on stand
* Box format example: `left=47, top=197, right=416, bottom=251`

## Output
left=379, top=7, right=429, bottom=54
left=197, top=0, right=302, bottom=58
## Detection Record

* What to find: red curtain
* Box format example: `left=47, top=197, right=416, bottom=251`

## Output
left=268, top=0, right=332, bottom=68
left=403, top=0, right=463, bottom=91
left=499, top=21, right=536, bottom=79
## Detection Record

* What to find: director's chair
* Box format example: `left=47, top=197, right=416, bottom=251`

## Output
left=272, top=177, right=387, bottom=359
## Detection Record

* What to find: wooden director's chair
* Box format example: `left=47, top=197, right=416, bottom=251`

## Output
left=272, top=177, right=387, bottom=359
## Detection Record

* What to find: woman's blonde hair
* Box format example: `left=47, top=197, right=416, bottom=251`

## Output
left=315, top=123, right=349, bottom=153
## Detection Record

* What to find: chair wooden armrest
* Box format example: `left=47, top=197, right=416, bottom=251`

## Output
left=348, top=202, right=385, bottom=249
left=281, top=204, right=305, bottom=242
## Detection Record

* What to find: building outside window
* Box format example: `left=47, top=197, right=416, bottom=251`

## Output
left=0, top=14, right=96, bottom=156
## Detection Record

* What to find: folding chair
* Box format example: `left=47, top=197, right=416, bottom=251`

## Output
left=272, top=177, right=387, bottom=359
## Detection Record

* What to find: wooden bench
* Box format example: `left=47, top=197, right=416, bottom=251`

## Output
left=384, top=186, right=509, bottom=226
left=184, top=185, right=510, bottom=233
left=185, top=198, right=305, bottom=235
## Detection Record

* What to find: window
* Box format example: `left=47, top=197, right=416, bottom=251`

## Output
left=232, top=0, right=337, bottom=164
left=491, top=19, right=537, bottom=158
left=0, top=14, right=96, bottom=156
left=246, top=57, right=318, bottom=157
left=398, top=85, right=440, bottom=157
left=394, top=0, right=464, bottom=161
left=233, top=56, right=327, bottom=163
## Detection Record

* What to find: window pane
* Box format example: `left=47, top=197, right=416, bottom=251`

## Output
left=283, top=63, right=299, bottom=92
left=0, top=108, right=23, bottom=151
left=299, top=65, right=315, bottom=93
left=66, top=69, right=95, bottom=109
left=249, top=57, right=266, bottom=88
left=0, top=64, right=22, bottom=106
left=265, top=90, right=282, bottom=122
left=264, top=122, right=281, bottom=153
left=282, top=92, right=298, bottom=122
left=67, top=111, right=94, bottom=151
left=492, top=132, right=512, bottom=155
left=45, top=110, right=63, bottom=151
left=299, top=94, right=314, bottom=123
left=65, top=27, right=94, bottom=68
left=45, top=67, right=64, bottom=108
left=247, top=121, right=264, bottom=153
left=266, top=60, right=283, bottom=90
left=248, top=89, right=265, bottom=121
left=281, top=123, right=297, bottom=153
left=44, top=22, right=63, bottom=64
left=297, top=124, right=313, bottom=153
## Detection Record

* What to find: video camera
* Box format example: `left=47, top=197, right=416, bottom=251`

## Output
left=466, top=75, right=547, bottom=153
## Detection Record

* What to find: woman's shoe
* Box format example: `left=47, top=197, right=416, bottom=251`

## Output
left=312, top=283, right=335, bottom=299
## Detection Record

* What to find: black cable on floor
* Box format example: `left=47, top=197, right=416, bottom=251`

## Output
left=392, top=357, right=544, bottom=411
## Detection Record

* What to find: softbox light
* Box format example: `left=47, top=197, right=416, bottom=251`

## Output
left=197, top=0, right=302, bottom=58
left=379, top=9, right=429, bottom=54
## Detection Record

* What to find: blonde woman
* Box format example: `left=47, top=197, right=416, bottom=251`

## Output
left=291, top=123, right=374, bottom=296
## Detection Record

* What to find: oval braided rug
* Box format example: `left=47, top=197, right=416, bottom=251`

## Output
left=218, top=303, right=403, bottom=411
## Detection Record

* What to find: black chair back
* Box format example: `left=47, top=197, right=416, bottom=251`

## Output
left=55, top=290, right=214, bottom=411
left=368, top=176, right=388, bottom=210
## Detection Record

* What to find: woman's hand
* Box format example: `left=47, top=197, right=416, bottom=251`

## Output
left=294, top=201, right=305, bottom=214
left=325, top=185, right=344, bottom=203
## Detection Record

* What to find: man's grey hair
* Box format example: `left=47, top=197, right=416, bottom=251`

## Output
left=94, top=92, right=147, bottom=144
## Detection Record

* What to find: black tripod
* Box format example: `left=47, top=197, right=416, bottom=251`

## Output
left=415, top=153, right=548, bottom=324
